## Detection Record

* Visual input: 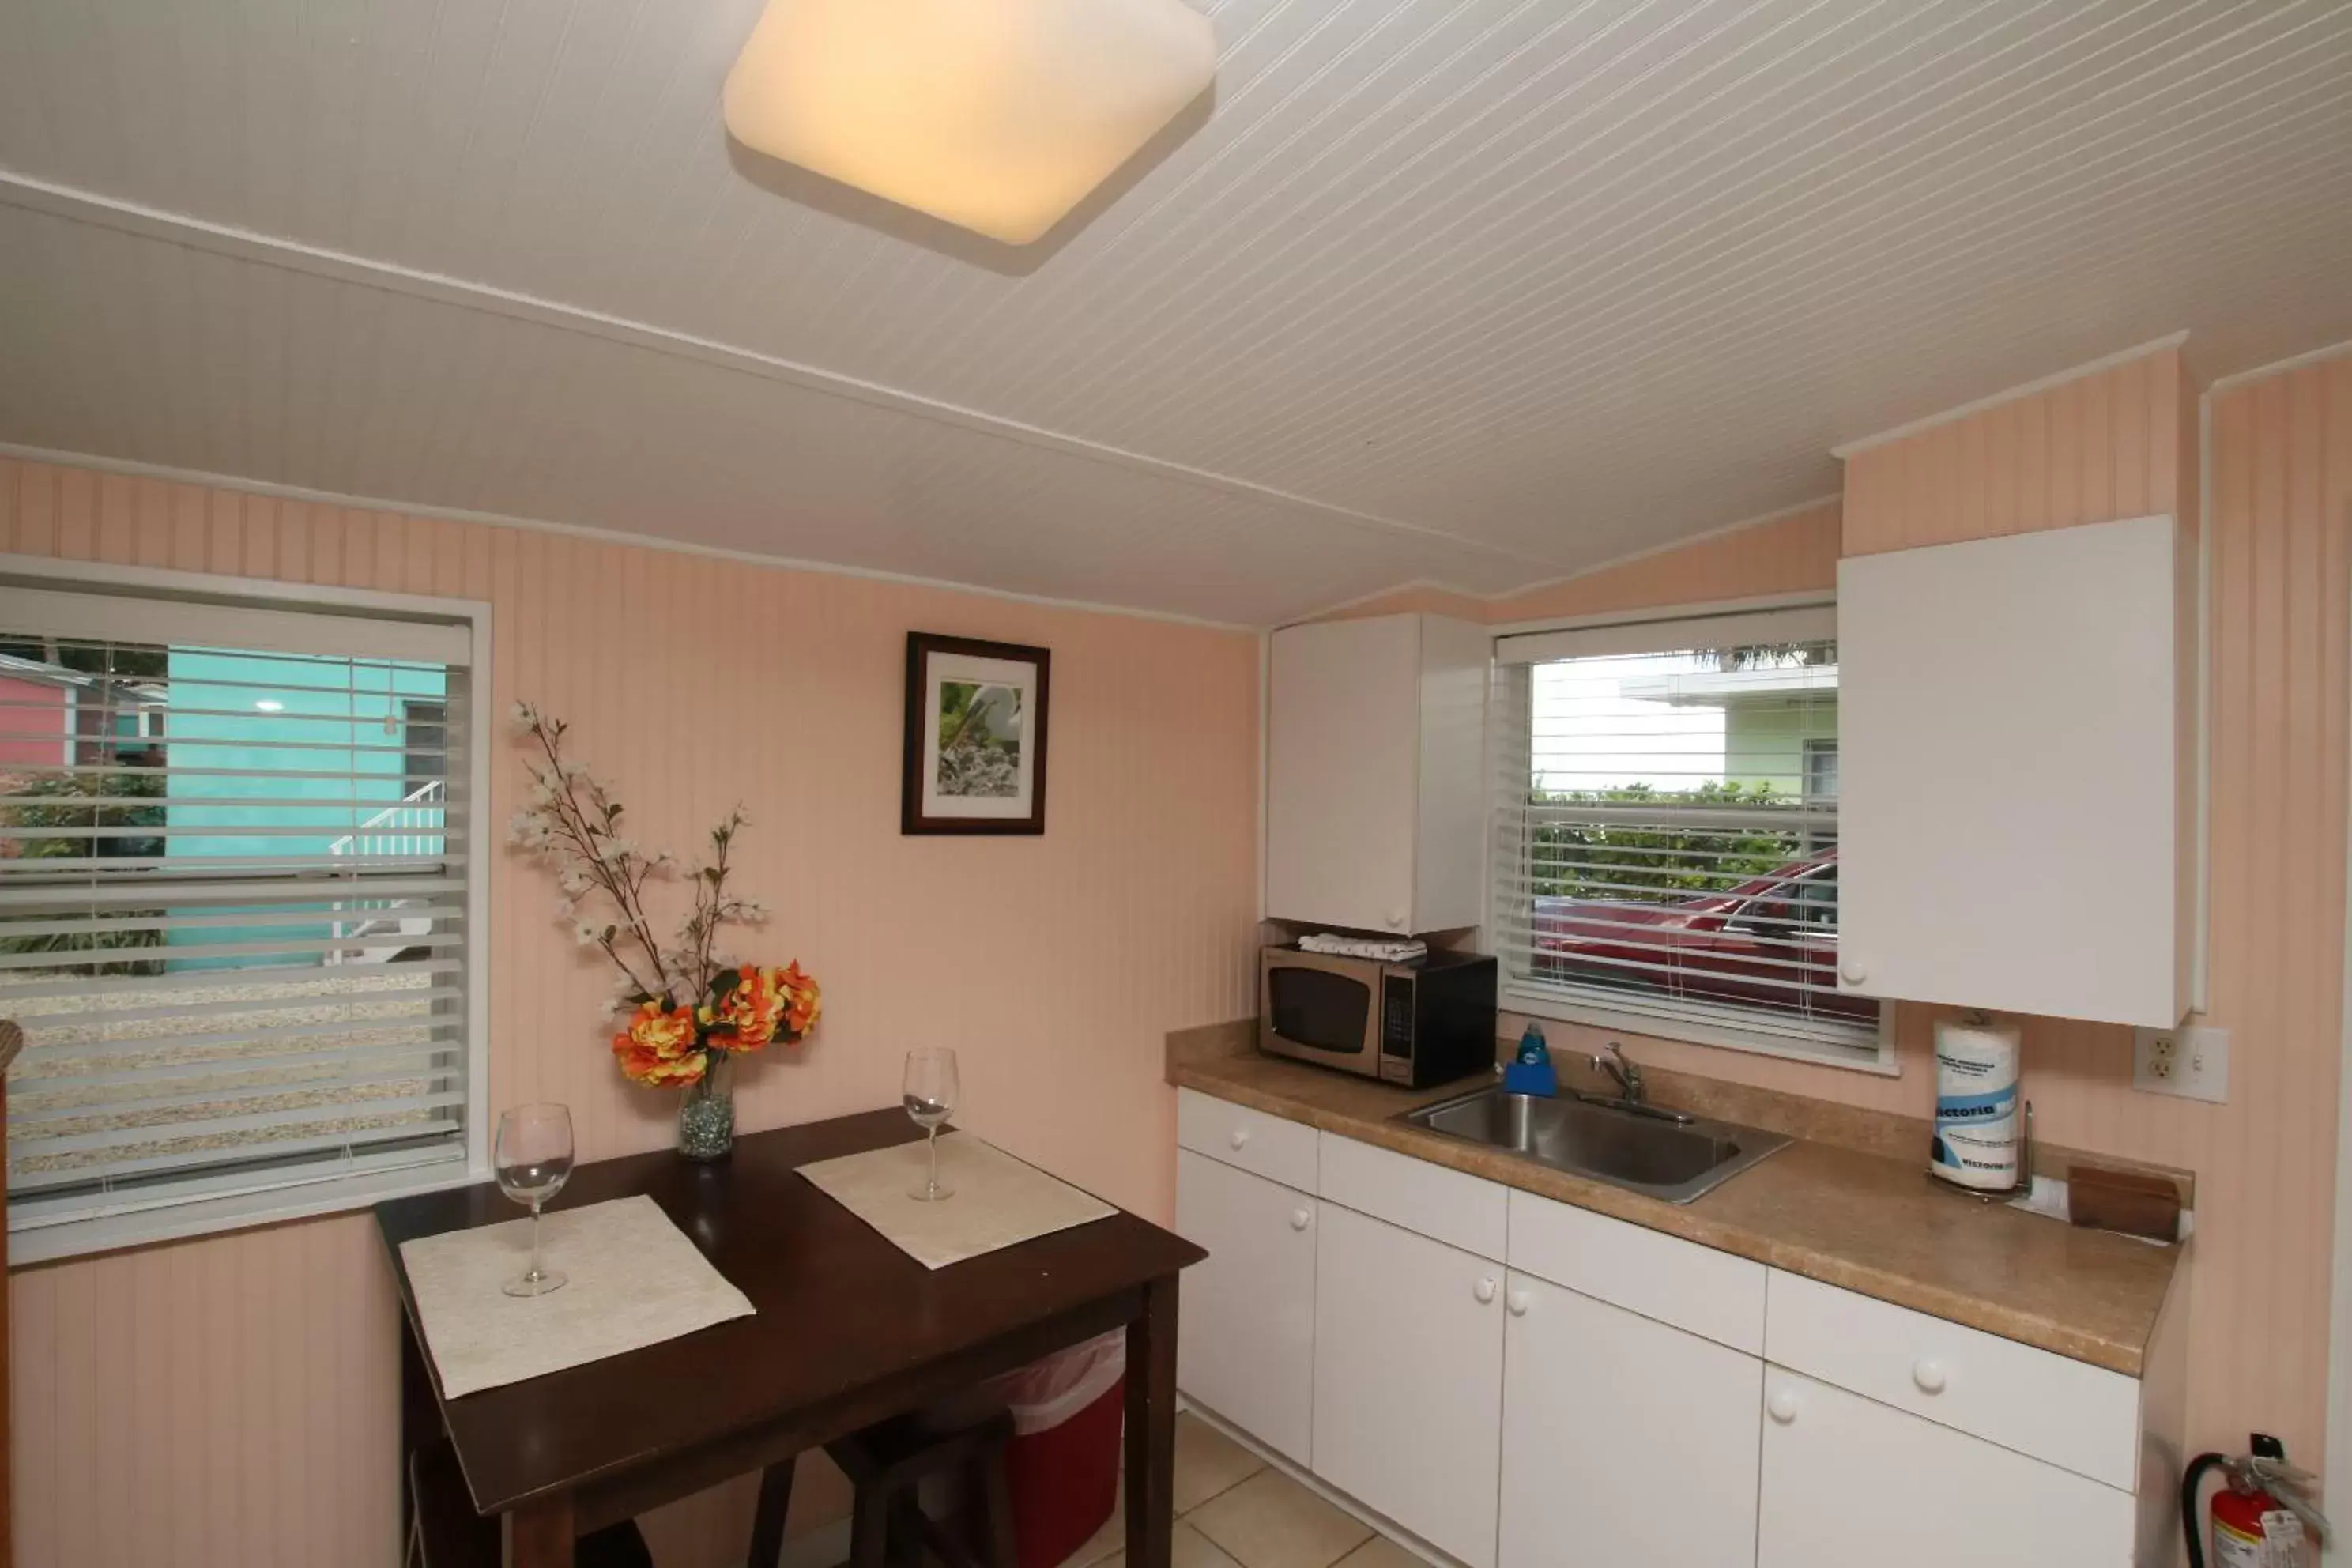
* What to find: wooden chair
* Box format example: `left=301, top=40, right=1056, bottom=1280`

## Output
left=751, top=1403, right=1020, bottom=1568
left=408, top=1438, right=653, bottom=1568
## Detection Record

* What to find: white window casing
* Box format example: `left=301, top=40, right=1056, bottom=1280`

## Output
left=1491, top=602, right=1892, bottom=1072
left=0, top=560, right=491, bottom=1261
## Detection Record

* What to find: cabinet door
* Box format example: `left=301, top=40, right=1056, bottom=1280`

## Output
left=1837, top=514, right=2181, bottom=1026
left=1173, top=1151, right=1316, bottom=1464
left=1757, top=1368, right=2136, bottom=1568
left=1266, top=616, right=1421, bottom=932
left=1498, top=1273, right=1761, bottom=1568
left=1314, top=1203, right=1504, bottom=1568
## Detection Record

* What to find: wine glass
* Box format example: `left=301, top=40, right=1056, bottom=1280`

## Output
left=903, top=1048, right=960, bottom=1202
left=495, top=1103, right=575, bottom=1297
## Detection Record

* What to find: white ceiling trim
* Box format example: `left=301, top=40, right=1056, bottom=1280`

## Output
left=2204, top=335, right=2352, bottom=394
left=1278, top=488, right=1846, bottom=627
left=1466, top=490, right=1845, bottom=603
left=0, top=168, right=1567, bottom=581
left=1827, top=332, right=2191, bottom=459
left=1275, top=575, right=1466, bottom=626
left=0, top=439, right=1260, bottom=634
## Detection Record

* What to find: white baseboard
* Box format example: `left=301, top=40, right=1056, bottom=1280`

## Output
left=1176, top=1397, right=1463, bottom=1568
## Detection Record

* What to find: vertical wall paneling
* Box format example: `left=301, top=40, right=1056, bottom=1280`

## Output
left=1, top=458, right=1264, bottom=1568
left=2, top=340, right=2343, bottom=1552
left=1835, top=345, right=2346, bottom=1468
left=1484, top=347, right=2347, bottom=1470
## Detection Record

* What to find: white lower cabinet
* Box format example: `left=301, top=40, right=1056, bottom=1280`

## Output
left=1175, top=1091, right=2172, bottom=1568
left=1313, top=1202, right=1505, bottom=1568
left=1498, top=1272, right=1763, bottom=1567
left=1756, top=1368, right=2138, bottom=1568
left=1172, top=1149, right=1317, bottom=1465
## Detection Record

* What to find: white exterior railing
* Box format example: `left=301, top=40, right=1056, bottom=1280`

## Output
left=327, top=778, right=447, bottom=859
left=326, top=781, right=447, bottom=963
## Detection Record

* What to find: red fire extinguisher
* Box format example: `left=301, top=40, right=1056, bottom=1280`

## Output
left=2182, top=1434, right=2330, bottom=1567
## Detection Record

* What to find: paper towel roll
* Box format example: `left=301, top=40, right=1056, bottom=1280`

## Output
left=1932, top=1019, right=2022, bottom=1191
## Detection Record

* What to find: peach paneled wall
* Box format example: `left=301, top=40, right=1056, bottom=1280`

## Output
left=1510, top=345, right=2352, bottom=1476
left=1841, top=347, right=2196, bottom=555
left=0, top=458, right=1264, bottom=1568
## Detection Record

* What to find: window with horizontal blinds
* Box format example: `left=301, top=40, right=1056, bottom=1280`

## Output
left=1491, top=607, right=1885, bottom=1064
left=0, top=589, right=478, bottom=1238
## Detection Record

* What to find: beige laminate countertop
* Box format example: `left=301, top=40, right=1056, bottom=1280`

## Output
left=1171, top=1053, right=2182, bottom=1378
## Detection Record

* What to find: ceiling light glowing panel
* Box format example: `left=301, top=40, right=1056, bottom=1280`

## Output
left=724, top=0, right=1216, bottom=244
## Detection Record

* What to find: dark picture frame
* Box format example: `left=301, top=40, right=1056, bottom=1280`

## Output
left=900, top=632, right=1052, bottom=835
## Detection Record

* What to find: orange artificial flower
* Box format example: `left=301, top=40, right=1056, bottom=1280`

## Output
left=778, top=961, right=822, bottom=1039
left=707, top=962, right=824, bottom=1052
left=707, top=965, right=786, bottom=1053
left=612, top=998, right=707, bottom=1087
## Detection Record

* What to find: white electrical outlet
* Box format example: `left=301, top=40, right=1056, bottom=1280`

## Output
left=2134, top=1023, right=2230, bottom=1102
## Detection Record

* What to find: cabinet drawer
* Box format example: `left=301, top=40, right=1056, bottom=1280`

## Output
left=1176, top=1088, right=1320, bottom=1191
left=1765, top=1269, right=2139, bottom=1490
left=1320, top=1131, right=1506, bottom=1260
left=1508, top=1189, right=1765, bottom=1355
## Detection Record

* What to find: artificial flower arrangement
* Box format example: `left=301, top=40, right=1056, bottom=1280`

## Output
left=505, top=703, right=821, bottom=1118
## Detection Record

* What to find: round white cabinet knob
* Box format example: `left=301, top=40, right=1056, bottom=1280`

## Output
left=1474, top=1277, right=1498, bottom=1305
left=1913, top=1359, right=1948, bottom=1395
left=1229, top=1128, right=1250, bottom=1151
left=1291, top=1208, right=1312, bottom=1231
left=1386, top=910, right=1407, bottom=929
left=1839, top=962, right=1867, bottom=986
left=1506, top=1290, right=1531, bottom=1317
left=1767, top=1387, right=1800, bottom=1424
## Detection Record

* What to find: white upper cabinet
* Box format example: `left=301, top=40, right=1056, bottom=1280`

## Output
left=1837, top=514, right=2188, bottom=1027
left=1267, top=613, right=1490, bottom=935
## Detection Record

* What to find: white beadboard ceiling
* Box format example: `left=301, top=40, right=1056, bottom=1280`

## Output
left=0, top=1, right=2347, bottom=625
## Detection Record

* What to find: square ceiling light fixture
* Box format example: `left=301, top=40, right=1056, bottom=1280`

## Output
left=723, top=0, right=1216, bottom=245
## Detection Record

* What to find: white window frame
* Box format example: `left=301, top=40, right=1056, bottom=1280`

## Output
left=0, top=554, right=494, bottom=1262
left=1489, top=594, right=1896, bottom=1076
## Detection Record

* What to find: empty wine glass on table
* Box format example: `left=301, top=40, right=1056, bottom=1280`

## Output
left=495, top=1103, right=575, bottom=1297
left=903, top=1047, right=960, bottom=1202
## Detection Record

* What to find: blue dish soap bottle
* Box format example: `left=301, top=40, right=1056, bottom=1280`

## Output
left=1502, top=1021, right=1559, bottom=1098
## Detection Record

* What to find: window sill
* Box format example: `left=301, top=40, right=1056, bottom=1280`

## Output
left=1503, top=986, right=1899, bottom=1077
left=7, top=1155, right=484, bottom=1267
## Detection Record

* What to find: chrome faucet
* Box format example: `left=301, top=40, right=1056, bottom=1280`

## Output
left=1593, top=1042, right=1646, bottom=1105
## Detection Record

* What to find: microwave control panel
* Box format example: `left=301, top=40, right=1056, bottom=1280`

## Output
left=1379, top=974, right=1415, bottom=1078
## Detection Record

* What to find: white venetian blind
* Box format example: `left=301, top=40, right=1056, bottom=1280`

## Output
left=1491, top=606, right=1881, bottom=1059
left=0, top=586, right=476, bottom=1234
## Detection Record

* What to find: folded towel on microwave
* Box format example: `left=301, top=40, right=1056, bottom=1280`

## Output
left=1295, top=932, right=1428, bottom=963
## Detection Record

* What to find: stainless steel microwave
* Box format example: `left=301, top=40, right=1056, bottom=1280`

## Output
left=1258, top=945, right=1497, bottom=1087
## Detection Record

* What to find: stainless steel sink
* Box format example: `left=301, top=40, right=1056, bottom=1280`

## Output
left=1400, top=1084, right=1792, bottom=1204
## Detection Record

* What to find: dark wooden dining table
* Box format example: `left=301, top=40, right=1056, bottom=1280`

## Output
left=374, top=1108, right=1206, bottom=1568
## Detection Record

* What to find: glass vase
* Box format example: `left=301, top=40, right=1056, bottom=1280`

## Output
left=677, top=1049, right=737, bottom=1161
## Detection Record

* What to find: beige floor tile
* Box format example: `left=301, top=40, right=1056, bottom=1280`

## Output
left=1332, top=1536, right=1424, bottom=1568
left=1174, top=1413, right=1266, bottom=1513
left=1186, top=1470, right=1373, bottom=1568
left=1096, top=1520, right=1246, bottom=1568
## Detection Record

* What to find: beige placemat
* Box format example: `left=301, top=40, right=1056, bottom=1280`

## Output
left=400, top=1195, right=755, bottom=1398
left=797, top=1132, right=1115, bottom=1270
